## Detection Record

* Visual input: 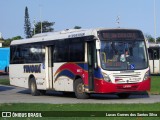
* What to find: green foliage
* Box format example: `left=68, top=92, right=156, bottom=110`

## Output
left=24, top=6, right=32, bottom=38
left=74, top=26, right=82, bottom=29
left=2, top=36, right=23, bottom=47
left=156, top=37, right=160, bottom=43
left=2, top=38, right=12, bottom=47
left=0, top=79, right=10, bottom=85
left=12, top=36, right=23, bottom=40
left=145, top=34, right=160, bottom=43
left=145, top=34, right=155, bottom=43
left=32, top=21, right=55, bottom=35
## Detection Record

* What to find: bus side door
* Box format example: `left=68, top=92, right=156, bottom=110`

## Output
left=148, top=48, right=160, bottom=74
left=47, top=46, right=54, bottom=89
left=87, top=41, right=96, bottom=91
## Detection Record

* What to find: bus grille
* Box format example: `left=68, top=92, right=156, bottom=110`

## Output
left=112, top=72, right=141, bottom=84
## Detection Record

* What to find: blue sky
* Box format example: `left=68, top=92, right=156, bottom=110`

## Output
left=0, top=0, right=159, bottom=39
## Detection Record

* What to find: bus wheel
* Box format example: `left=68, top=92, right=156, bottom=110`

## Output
left=117, top=93, right=130, bottom=99
left=74, top=78, right=89, bottom=99
left=29, top=78, right=40, bottom=96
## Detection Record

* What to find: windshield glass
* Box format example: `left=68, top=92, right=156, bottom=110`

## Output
left=100, top=40, right=148, bottom=70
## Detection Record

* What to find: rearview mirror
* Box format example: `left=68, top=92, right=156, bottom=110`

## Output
left=96, top=40, right=101, bottom=50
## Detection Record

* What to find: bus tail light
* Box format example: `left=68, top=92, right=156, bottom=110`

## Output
left=143, top=70, right=150, bottom=81
left=102, top=73, right=111, bottom=83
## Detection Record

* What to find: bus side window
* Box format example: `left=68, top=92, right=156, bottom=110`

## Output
left=69, top=40, right=84, bottom=62
left=53, top=40, right=69, bottom=62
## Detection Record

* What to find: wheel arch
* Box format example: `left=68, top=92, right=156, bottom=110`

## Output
left=73, top=75, right=83, bottom=88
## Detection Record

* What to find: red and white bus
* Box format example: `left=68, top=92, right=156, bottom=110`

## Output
left=9, top=28, right=150, bottom=99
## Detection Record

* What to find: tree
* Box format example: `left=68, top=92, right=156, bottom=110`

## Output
left=2, top=38, right=12, bottom=47
left=2, top=36, right=23, bottom=47
left=33, top=21, right=55, bottom=35
left=145, top=34, right=155, bottom=43
left=12, top=36, right=23, bottom=40
left=24, top=6, right=31, bottom=38
left=156, top=37, right=160, bottom=43
left=74, top=26, right=81, bottom=29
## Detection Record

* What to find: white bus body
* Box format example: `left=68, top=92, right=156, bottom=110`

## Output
left=148, top=43, right=160, bottom=74
left=10, top=28, right=150, bottom=99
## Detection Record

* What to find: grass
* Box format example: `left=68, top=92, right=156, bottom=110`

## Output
left=150, top=76, right=160, bottom=94
left=0, top=103, right=160, bottom=120
left=0, top=79, right=10, bottom=85
left=0, top=103, right=160, bottom=111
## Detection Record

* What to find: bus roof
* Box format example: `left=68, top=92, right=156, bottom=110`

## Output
left=11, top=28, right=142, bottom=45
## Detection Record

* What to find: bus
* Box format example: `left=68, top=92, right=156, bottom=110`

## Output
left=0, top=47, right=10, bottom=74
left=9, top=28, right=150, bottom=99
left=148, top=43, right=160, bottom=74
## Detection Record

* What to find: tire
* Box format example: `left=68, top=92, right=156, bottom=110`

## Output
left=117, top=93, right=130, bottom=99
left=74, top=78, right=89, bottom=99
left=29, top=78, right=40, bottom=96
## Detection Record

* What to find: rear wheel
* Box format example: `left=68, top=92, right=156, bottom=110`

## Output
left=117, top=93, right=130, bottom=99
left=74, top=78, right=89, bottom=99
left=29, top=78, right=40, bottom=96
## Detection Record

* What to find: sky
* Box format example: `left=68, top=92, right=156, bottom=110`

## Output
left=0, top=0, right=160, bottom=39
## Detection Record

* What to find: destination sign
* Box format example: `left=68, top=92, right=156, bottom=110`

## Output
left=99, top=30, right=144, bottom=40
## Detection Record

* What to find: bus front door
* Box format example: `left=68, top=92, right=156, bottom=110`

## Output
left=87, top=41, right=95, bottom=91
left=47, top=46, right=54, bottom=89
left=149, top=48, right=160, bottom=74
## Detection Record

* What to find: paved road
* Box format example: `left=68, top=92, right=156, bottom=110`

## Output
left=0, top=84, right=160, bottom=104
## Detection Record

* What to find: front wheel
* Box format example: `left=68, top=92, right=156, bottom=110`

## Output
left=74, top=78, right=89, bottom=99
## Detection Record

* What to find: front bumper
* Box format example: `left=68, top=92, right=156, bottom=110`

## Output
left=94, top=78, right=151, bottom=93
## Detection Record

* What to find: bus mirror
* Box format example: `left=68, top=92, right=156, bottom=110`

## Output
left=96, top=40, right=101, bottom=50
left=94, top=62, right=98, bottom=69
left=145, top=38, right=149, bottom=48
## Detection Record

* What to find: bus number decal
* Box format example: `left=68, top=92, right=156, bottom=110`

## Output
left=23, top=64, right=41, bottom=73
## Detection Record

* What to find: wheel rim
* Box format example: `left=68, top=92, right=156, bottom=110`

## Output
left=77, top=83, right=83, bottom=94
left=31, top=82, right=35, bottom=93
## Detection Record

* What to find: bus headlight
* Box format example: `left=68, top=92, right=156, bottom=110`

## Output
left=143, top=70, right=150, bottom=81
left=102, top=73, right=111, bottom=83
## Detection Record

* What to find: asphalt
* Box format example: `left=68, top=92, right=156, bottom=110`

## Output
left=0, top=84, right=160, bottom=104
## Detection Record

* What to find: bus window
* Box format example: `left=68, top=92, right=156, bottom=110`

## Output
left=148, top=48, right=159, bottom=60
left=10, top=45, right=45, bottom=64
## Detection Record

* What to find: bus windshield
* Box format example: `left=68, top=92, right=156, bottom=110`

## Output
left=100, top=40, right=148, bottom=71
